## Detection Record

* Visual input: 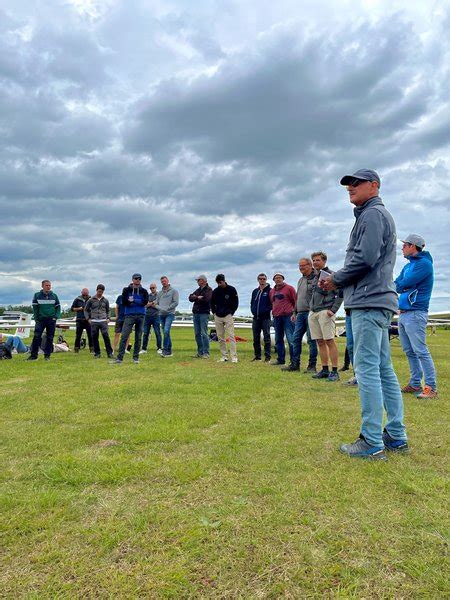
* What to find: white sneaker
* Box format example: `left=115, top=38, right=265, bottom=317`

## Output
left=139, top=349, right=147, bottom=354
left=156, top=348, right=163, bottom=355
left=231, top=357, right=238, bottom=363
left=217, top=357, right=228, bottom=362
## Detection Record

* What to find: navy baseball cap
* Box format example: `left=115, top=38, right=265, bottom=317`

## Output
left=132, top=273, right=142, bottom=279
left=340, top=169, right=381, bottom=186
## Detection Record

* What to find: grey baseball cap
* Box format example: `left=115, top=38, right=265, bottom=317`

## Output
left=195, top=274, right=207, bottom=281
left=340, top=169, right=381, bottom=186
left=401, top=234, right=425, bottom=248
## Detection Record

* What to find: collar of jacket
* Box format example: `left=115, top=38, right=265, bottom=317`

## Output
left=353, top=195, right=383, bottom=218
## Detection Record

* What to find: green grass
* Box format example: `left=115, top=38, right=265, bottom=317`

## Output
left=1, top=328, right=448, bottom=598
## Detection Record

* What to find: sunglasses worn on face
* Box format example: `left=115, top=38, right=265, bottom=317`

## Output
left=348, top=178, right=369, bottom=187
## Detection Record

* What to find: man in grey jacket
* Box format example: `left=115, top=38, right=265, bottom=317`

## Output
left=320, top=169, right=407, bottom=460
left=155, top=276, right=179, bottom=357
left=84, top=284, right=113, bottom=359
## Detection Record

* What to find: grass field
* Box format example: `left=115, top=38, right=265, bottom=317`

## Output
left=1, top=328, right=448, bottom=598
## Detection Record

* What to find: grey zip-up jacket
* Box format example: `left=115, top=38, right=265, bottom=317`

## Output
left=332, top=196, right=398, bottom=313
left=84, top=296, right=110, bottom=321
left=309, top=267, right=343, bottom=314
left=296, top=272, right=316, bottom=313
left=156, top=286, right=179, bottom=316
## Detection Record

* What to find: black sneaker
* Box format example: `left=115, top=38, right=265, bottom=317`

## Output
left=251, top=357, right=261, bottom=361
left=27, top=356, right=38, bottom=361
left=304, top=365, right=317, bottom=373
left=312, top=370, right=329, bottom=379
left=382, top=428, right=409, bottom=452
left=281, top=363, right=300, bottom=372
left=339, top=365, right=350, bottom=372
left=270, top=360, right=285, bottom=366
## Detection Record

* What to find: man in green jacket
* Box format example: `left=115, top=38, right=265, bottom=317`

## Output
left=28, top=280, right=61, bottom=361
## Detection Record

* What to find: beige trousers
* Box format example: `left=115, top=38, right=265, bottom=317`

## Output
left=214, top=314, right=237, bottom=359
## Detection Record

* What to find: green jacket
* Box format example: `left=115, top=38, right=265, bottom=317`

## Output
left=32, top=290, right=61, bottom=321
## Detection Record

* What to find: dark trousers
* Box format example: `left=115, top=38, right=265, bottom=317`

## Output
left=91, top=321, right=113, bottom=356
left=142, top=313, right=162, bottom=350
left=30, top=318, right=56, bottom=358
left=117, top=314, right=144, bottom=360
left=252, top=317, right=271, bottom=359
left=291, top=311, right=318, bottom=367
left=75, top=319, right=93, bottom=350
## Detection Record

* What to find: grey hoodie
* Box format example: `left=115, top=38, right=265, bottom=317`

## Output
left=332, top=196, right=398, bottom=313
left=156, top=285, right=179, bottom=316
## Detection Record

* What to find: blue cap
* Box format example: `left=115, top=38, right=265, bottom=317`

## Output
left=132, top=273, right=142, bottom=279
left=340, top=169, right=381, bottom=186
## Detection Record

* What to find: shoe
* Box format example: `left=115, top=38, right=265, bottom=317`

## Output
left=264, top=357, right=271, bottom=363
left=339, top=365, right=350, bottom=372
left=156, top=348, right=163, bottom=355
left=74, top=348, right=79, bottom=354
left=304, top=365, right=317, bottom=373
left=327, top=371, right=340, bottom=382
left=107, top=353, right=114, bottom=359
left=161, top=352, right=173, bottom=358
left=417, top=385, right=438, bottom=399
left=270, top=360, right=285, bottom=366
left=217, top=357, right=228, bottom=362
left=339, top=435, right=387, bottom=460
left=312, top=370, right=329, bottom=379
left=382, top=428, right=409, bottom=452
left=345, top=376, right=358, bottom=386
left=110, top=359, right=123, bottom=364
left=231, top=357, right=238, bottom=363
left=401, top=384, right=422, bottom=394
left=251, top=357, right=261, bottom=362
left=125, top=350, right=130, bottom=354
left=27, top=356, right=38, bottom=361
left=127, top=344, right=132, bottom=352
left=133, top=358, right=139, bottom=364
left=139, top=349, right=147, bottom=355
left=44, top=356, right=51, bottom=362
left=94, top=354, right=101, bottom=359
left=192, top=354, right=202, bottom=358
left=201, top=354, right=210, bottom=359
left=281, top=363, right=300, bottom=372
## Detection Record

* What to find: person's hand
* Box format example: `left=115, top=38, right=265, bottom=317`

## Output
left=197, top=295, right=203, bottom=299
left=291, top=314, right=296, bottom=323
left=326, top=310, right=334, bottom=317
left=319, top=279, right=337, bottom=292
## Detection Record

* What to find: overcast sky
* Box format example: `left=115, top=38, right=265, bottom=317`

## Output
left=1, top=0, right=449, bottom=314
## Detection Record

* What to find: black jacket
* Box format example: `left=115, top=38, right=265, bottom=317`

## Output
left=250, top=285, right=272, bottom=319
left=211, top=284, right=239, bottom=317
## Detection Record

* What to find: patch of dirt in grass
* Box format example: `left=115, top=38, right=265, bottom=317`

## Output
left=95, top=439, right=121, bottom=448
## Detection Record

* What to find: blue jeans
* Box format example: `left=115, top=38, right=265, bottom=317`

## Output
left=273, top=315, right=295, bottom=364
left=193, top=313, right=210, bottom=356
left=4, top=335, right=28, bottom=353
left=30, top=317, right=56, bottom=358
left=345, top=313, right=354, bottom=365
left=398, top=310, right=437, bottom=390
left=351, top=309, right=407, bottom=448
left=142, top=313, right=162, bottom=351
left=160, top=314, right=175, bottom=354
left=291, top=311, right=318, bottom=367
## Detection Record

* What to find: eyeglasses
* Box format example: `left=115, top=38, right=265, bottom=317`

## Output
left=347, top=178, right=370, bottom=187
left=133, top=277, right=141, bottom=280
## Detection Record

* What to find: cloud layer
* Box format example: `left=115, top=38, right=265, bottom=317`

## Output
left=1, top=0, right=449, bottom=313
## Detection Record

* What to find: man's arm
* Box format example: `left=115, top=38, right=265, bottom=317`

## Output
left=332, top=210, right=386, bottom=288
left=210, top=290, right=216, bottom=314
left=395, top=260, right=432, bottom=292
left=230, top=287, right=239, bottom=314
left=54, top=294, right=61, bottom=319
left=32, top=293, right=39, bottom=321
left=84, top=299, right=92, bottom=321
left=167, top=290, right=179, bottom=312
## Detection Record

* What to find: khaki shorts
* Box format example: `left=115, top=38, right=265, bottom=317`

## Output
left=308, top=310, right=336, bottom=340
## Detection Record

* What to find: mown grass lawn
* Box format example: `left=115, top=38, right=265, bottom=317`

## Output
left=1, top=328, right=448, bottom=598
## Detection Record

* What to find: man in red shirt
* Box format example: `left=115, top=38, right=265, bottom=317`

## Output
left=269, top=273, right=297, bottom=366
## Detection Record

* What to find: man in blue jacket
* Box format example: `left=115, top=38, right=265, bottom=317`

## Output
left=250, top=273, right=272, bottom=362
left=395, top=234, right=437, bottom=399
left=320, top=169, right=407, bottom=460
left=113, top=273, right=149, bottom=364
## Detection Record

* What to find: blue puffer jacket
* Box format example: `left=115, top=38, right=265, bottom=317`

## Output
left=394, top=250, right=434, bottom=311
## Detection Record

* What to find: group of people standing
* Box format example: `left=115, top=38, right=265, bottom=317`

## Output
left=9, top=168, right=438, bottom=461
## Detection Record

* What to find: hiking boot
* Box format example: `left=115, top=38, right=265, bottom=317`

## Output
left=312, top=369, right=329, bottom=379
left=417, top=386, right=438, bottom=399
left=327, top=371, right=340, bottom=382
left=382, top=428, right=409, bottom=452
left=270, top=360, right=285, bottom=366
left=281, top=363, right=300, bottom=372
left=401, top=384, right=422, bottom=394
left=339, top=435, right=387, bottom=461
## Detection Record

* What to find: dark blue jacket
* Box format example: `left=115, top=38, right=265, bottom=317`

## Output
left=122, top=285, right=149, bottom=316
left=395, top=250, right=434, bottom=312
left=250, top=285, right=272, bottom=319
